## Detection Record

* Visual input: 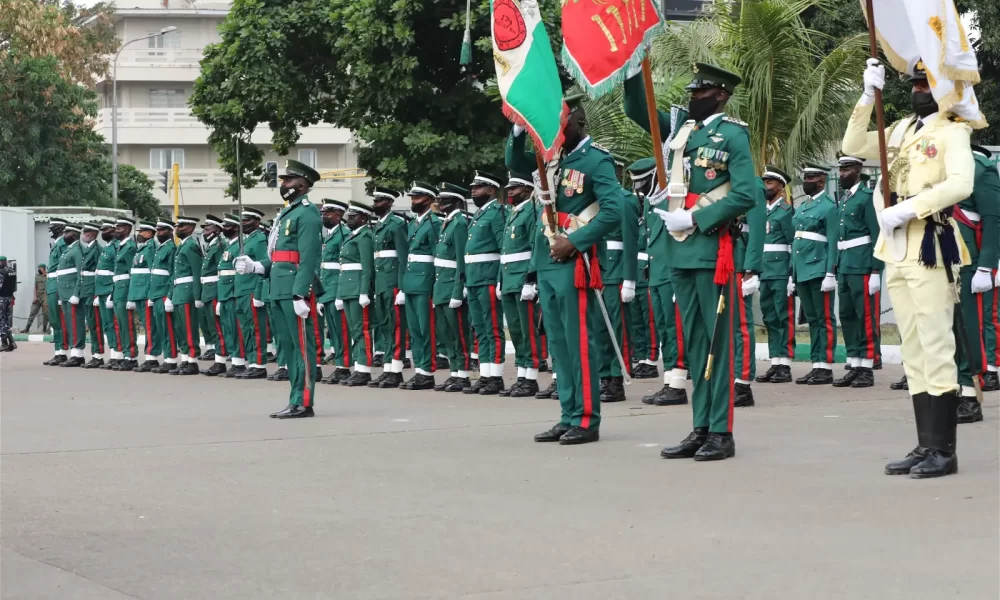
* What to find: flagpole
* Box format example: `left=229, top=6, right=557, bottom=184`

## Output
left=641, top=57, right=668, bottom=190
left=864, top=0, right=893, bottom=208
left=534, top=153, right=559, bottom=236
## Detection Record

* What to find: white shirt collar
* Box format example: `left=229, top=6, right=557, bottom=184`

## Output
left=702, top=113, right=725, bottom=126
left=512, top=199, right=531, bottom=213
left=444, top=209, right=462, bottom=222
left=917, top=111, right=939, bottom=126
left=568, top=135, right=591, bottom=155
left=847, top=182, right=861, bottom=196
left=414, top=210, right=429, bottom=223
left=477, top=199, right=496, bottom=213
left=811, top=190, right=826, bottom=201
left=767, top=199, right=782, bottom=212
left=85, top=240, right=95, bottom=248
left=378, top=212, right=392, bottom=223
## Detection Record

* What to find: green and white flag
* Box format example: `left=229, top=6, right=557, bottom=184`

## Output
left=491, top=0, right=567, bottom=160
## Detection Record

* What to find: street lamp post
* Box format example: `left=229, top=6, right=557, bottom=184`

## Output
left=111, top=25, right=177, bottom=207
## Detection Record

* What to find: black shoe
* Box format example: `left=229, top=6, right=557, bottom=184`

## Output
left=434, top=376, right=456, bottom=392
left=661, top=428, right=708, bottom=459
left=981, top=371, right=999, bottom=392
left=135, top=359, right=159, bottom=373
left=43, top=355, right=66, bottom=366
left=654, top=386, right=688, bottom=406
left=599, top=378, right=611, bottom=395
left=534, top=424, right=571, bottom=442
left=641, top=386, right=667, bottom=405
left=551, top=387, right=559, bottom=400
left=332, top=368, right=351, bottom=383
left=225, top=365, right=246, bottom=378
left=266, top=351, right=276, bottom=363
left=832, top=368, right=859, bottom=387
left=890, top=375, right=908, bottom=390
left=885, top=447, right=928, bottom=475
left=462, top=377, right=486, bottom=395
left=957, top=398, right=984, bottom=424
left=315, top=366, right=323, bottom=381
left=600, top=377, right=626, bottom=402
left=511, top=379, right=540, bottom=398
left=198, top=349, right=216, bottom=362
left=559, top=426, right=599, bottom=445
left=274, top=405, right=315, bottom=419
left=770, top=365, right=792, bottom=383
left=179, top=362, right=200, bottom=375
left=115, top=359, right=137, bottom=371
left=101, top=359, right=118, bottom=370
left=849, top=367, right=874, bottom=388
left=755, top=365, right=778, bottom=383
left=203, top=362, right=227, bottom=376
left=61, top=356, right=85, bottom=368
left=538, top=361, right=549, bottom=373
left=372, top=354, right=384, bottom=368
left=436, top=356, right=450, bottom=370
left=157, top=362, right=178, bottom=374
left=243, top=367, right=268, bottom=380
left=500, top=377, right=523, bottom=397
left=536, top=380, right=558, bottom=399
left=83, top=358, right=104, bottom=369
left=346, top=372, right=372, bottom=387
left=909, top=449, right=958, bottom=478
left=807, top=368, right=833, bottom=385
left=403, top=357, right=412, bottom=369
left=479, top=377, right=506, bottom=395
left=632, top=363, right=659, bottom=379
left=270, top=404, right=294, bottom=418
left=401, top=373, right=435, bottom=390
left=322, top=354, right=337, bottom=366
left=733, top=383, right=754, bottom=407
left=795, top=368, right=817, bottom=384
left=444, top=377, right=469, bottom=392
left=693, top=433, right=736, bottom=461
left=379, top=372, right=403, bottom=389
left=367, top=372, right=390, bottom=388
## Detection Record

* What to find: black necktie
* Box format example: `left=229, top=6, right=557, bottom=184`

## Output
left=914, top=119, right=924, bottom=132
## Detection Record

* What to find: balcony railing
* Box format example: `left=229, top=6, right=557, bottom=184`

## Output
left=96, top=108, right=202, bottom=130
left=140, top=169, right=352, bottom=189
left=114, top=47, right=205, bottom=68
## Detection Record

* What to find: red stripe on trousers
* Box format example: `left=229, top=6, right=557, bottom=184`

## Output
left=362, top=305, right=373, bottom=365
left=976, top=292, right=987, bottom=377
left=145, top=303, right=153, bottom=355
left=251, top=296, right=263, bottom=365
left=727, top=278, right=736, bottom=432
left=537, top=302, right=547, bottom=361
left=456, top=307, right=470, bottom=371
left=165, top=301, right=177, bottom=359
left=786, top=296, right=796, bottom=358
left=213, top=300, right=227, bottom=356
left=488, top=285, right=503, bottom=364
left=993, top=276, right=1000, bottom=366
left=736, top=274, right=751, bottom=380
left=526, top=301, right=539, bottom=369
left=823, top=291, right=834, bottom=364
left=113, top=312, right=123, bottom=352
left=71, top=305, right=78, bottom=347
left=236, top=317, right=246, bottom=359
left=578, top=289, right=594, bottom=429
left=647, top=290, right=657, bottom=362
left=59, top=306, right=68, bottom=350
left=393, top=287, right=403, bottom=361
left=297, top=316, right=311, bottom=408
left=311, top=297, right=322, bottom=363
left=674, top=303, right=685, bottom=369
left=185, top=304, right=196, bottom=358
left=341, top=311, right=350, bottom=368
left=128, top=309, right=137, bottom=356
left=862, top=275, right=875, bottom=360
left=429, top=298, right=437, bottom=371
left=618, top=288, right=631, bottom=368
left=93, top=304, right=104, bottom=353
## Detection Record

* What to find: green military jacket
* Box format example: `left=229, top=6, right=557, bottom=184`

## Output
left=465, top=199, right=507, bottom=287
left=46, top=237, right=68, bottom=295
left=633, top=194, right=649, bottom=290
left=433, top=211, right=468, bottom=305
left=499, top=199, right=539, bottom=294
left=218, top=236, right=240, bottom=302
left=791, top=191, right=837, bottom=283
left=734, top=179, right=766, bottom=273
left=113, top=238, right=137, bottom=302
left=761, top=200, right=795, bottom=281
left=170, top=236, right=203, bottom=305
left=599, top=189, right=639, bottom=285
left=78, top=240, right=99, bottom=297
left=402, top=212, right=441, bottom=296
left=259, top=194, right=322, bottom=301
left=955, top=151, right=1000, bottom=270
left=644, top=194, right=672, bottom=287
left=200, top=236, right=223, bottom=303
left=235, top=230, right=267, bottom=299
left=95, top=239, right=117, bottom=296
left=337, top=225, right=374, bottom=300
left=149, top=238, right=176, bottom=299
left=318, top=224, right=349, bottom=303
left=56, top=241, right=86, bottom=301
left=373, top=213, right=409, bottom=294
left=127, top=240, right=155, bottom=302
left=833, top=183, right=883, bottom=275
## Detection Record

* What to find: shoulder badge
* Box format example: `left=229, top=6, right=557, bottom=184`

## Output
left=591, top=142, right=612, bottom=154
left=722, top=116, right=748, bottom=128
left=301, top=198, right=309, bottom=206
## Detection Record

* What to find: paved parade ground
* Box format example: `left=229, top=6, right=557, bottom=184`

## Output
left=1, top=344, right=998, bottom=599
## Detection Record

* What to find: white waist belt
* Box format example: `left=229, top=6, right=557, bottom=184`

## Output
left=408, top=254, right=434, bottom=263
left=56, top=268, right=77, bottom=276
left=130, top=268, right=150, bottom=275
left=837, top=236, right=872, bottom=250
left=466, top=253, right=501, bottom=263
left=795, top=231, right=827, bottom=242
left=321, top=262, right=341, bottom=270
left=47, top=273, right=57, bottom=279
left=81, top=271, right=96, bottom=277
left=434, top=258, right=458, bottom=269
left=374, top=250, right=398, bottom=259
left=151, top=269, right=170, bottom=276
left=173, top=276, right=194, bottom=285
left=218, top=269, right=236, bottom=276
left=200, top=276, right=219, bottom=283
left=763, top=244, right=792, bottom=253
left=740, top=224, right=750, bottom=233
left=959, top=209, right=980, bottom=222
left=637, top=252, right=649, bottom=261
left=606, top=240, right=624, bottom=250
left=501, top=252, right=531, bottom=264
left=97, top=269, right=114, bottom=276
left=340, top=263, right=363, bottom=271
left=112, top=274, right=130, bottom=282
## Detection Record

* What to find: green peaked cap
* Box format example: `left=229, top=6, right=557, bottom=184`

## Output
left=280, top=159, right=321, bottom=185
left=761, top=165, right=791, bottom=185
left=626, top=157, right=657, bottom=180
left=687, top=62, right=742, bottom=93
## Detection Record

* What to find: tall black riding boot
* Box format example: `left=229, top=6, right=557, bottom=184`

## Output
left=885, top=393, right=933, bottom=475
left=910, top=392, right=959, bottom=479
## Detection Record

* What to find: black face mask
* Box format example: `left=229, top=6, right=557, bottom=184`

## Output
left=472, top=195, right=491, bottom=209
left=764, top=186, right=780, bottom=201
left=802, top=182, right=823, bottom=196
left=280, top=184, right=303, bottom=203
left=688, top=94, right=721, bottom=122
left=911, top=92, right=938, bottom=118
left=838, top=175, right=859, bottom=190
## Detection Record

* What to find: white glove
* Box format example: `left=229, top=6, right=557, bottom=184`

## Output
left=147, top=299, right=154, bottom=307
left=69, top=296, right=79, bottom=305
left=861, top=58, right=885, bottom=104
left=879, top=202, right=917, bottom=233
left=653, top=208, right=694, bottom=232
left=820, top=273, right=837, bottom=293
left=621, top=280, right=636, bottom=303
left=335, top=298, right=344, bottom=311
left=58, top=300, right=62, bottom=306
left=126, top=301, right=136, bottom=310
left=463, top=287, right=468, bottom=299
left=316, top=302, right=324, bottom=317
left=293, top=298, right=310, bottom=319
left=520, top=283, right=537, bottom=301
left=195, top=300, right=204, bottom=309
left=786, top=277, right=796, bottom=297
left=234, top=256, right=264, bottom=275
left=742, top=274, right=760, bottom=297
left=215, top=302, right=221, bottom=316
left=395, top=291, right=406, bottom=305
left=512, top=124, right=525, bottom=137
left=359, top=293, right=370, bottom=307
left=252, top=298, right=264, bottom=308
left=164, top=298, right=174, bottom=312
left=449, top=298, right=463, bottom=309
left=92, top=297, right=99, bottom=307
left=868, top=273, right=881, bottom=296
left=495, top=284, right=502, bottom=300
left=105, top=298, right=114, bottom=309
left=971, top=268, right=994, bottom=294
left=996, top=266, right=1000, bottom=288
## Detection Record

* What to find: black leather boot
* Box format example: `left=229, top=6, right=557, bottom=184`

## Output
left=444, top=377, right=469, bottom=392
left=180, top=362, right=200, bottom=375
left=434, top=376, right=456, bottom=392
left=770, top=364, right=792, bottom=383
left=367, top=372, right=390, bottom=388
left=536, top=380, right=558, bottom=399
left=379, top=371, right=403, bottom=389
left=600, top=376, right=626, bottom=402
left=346, top=372, right=372, bottom=387
left=886, top=393, right=933, bottom=475
left=981, top=371, right=999, bottom=392
left=372, top=354, right=384, bottom=368
left=462, top=377, right=486, bottom=395
left=558, top=426, right=599, bottom=445
left=807, top=368, right=833, bottom=385
left=832, top=368, right=859, bottom=387
left=224, top=364, right=246, bottom=378
left=910, top=392, right=959, bottom=479
left=61, top=356, right=85, bottom=368
left=479, top=377, right=505, bottom=395
left=203, top=362, right=227, bottom=376
left=693, top=433, right=736, bottom=461
left=500, top=377, right=523, bottom=397
left=632, top=363, right=659, bottom=379
left=889, top=375, right=908, bottom=390
left=755, top=364, right=778, bottom=383
left=733, top=383, right=754, bottom=407
left=83, top=357, right=104, bottom=369
left=43, top=354, right=66, bottom=366
left=957, top=397, right=984, bottom=424
left=511, top=378, right=539, bottom=398
left=655, top=386, right=688, bottom=406
left=795, top=368, right=817, bottom=384
left=641, top=386, right=668, bottom=405
left=850, top=367, right=874, bottom=388
left=661, top=428, right=708, bottom=459
left=198, top=348, right=216, bottom=362
left=401, top=373, right=435, bottom=390
left=534, top=424, right=570, bottom=442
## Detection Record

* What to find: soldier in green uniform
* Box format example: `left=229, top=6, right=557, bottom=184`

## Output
left=335, top=199, right=376, bottom=386
left=623, top=162, right=658, bottom=381
left=167, top=216, right=202, bottom=375
left=464, top=171, right=508, bottom=395
left=400, top=182, right=443, bottom=390
left=55, top=223, right=90, bottom=367
left=111, top=218, right=139, bottom=372
left=148, top=220, right=178, bottom=373
left=42, top=218, right=69, bottom=366
left=754, top=167, right=796, bottom=384
left=215, top=214, right=245, bottom=377
left=198, top=215, right=227, bottom=373
left=627, top=63, right=758, bottom=459
left=953, top=145, right=1000, bottom=422
left=830, top=157, right=882, bottom=389
left=432, top=183, right=473, bottom=392
left=76, top=223, right=103, bottom=367
left=732, top=179, right=766, bottom=407
left=129, top=221, right=159, bottom=371
left=236, top=159, right=323, bottom=419
left=369, top=187, right=409, bottom=388
left=236, top=208, right=269, bottom=379
left=93, top=221, right=118, bottom=369
left=317, top=200, right=352, bottom=384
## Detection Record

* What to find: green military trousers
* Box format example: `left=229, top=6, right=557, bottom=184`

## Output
left=732, top=274, right=756, bottom=383
left=172, top=301, right=200, bottom=362
left=797, top=278, right=837, bottom=365
left=373, top=288, right=406, bottom=369
left=48, top=292, right=65, bottom=355
left=345, top=299, right=374, bottom=371
left=236, top=295, right=267, bottom=368
left=219, top=298, right=245, bottom=364
left=83, top=296, right=104, bottom=358
left=154, top=297, right=178, bottom=363
left=501, top=293, right=544, bottom=372
left=60, top=299, right=87, bottom=354
left=96, top=294, right=115, bottom=358
left=435, top=302, right=473, bottom=375
left=140, top=299, right=159, bottom=359
left=649, top=281, right=686, bottom=386
left=629, top=286, right=655, bottom=365
left=322, top=302, right=350, bottom=369
left=671, top=268, right=737, bottom=433
left=538, top=267, right=601, bottom=429
left=199, top=300, right=219, bottom=352
left=114, top=301, right=139, bottom=359
left=597, top=285, right=630, bottom=379
left=956, top=267, right=994, bottom=394
left=837, top=273, right=880, bottom=365
left=467, top=284, right=505, bottom=374
left=759, top=279, right=795, bottom=361
left=267, top=300, right=286, bottom=367
left=271, top=299, right=317, bottom=408
left=404, top=294, right=435, bottom=374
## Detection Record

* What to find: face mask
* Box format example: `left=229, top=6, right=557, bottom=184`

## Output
left=838, top=175, right=858, bottom=190
left=802, top=182, right=822, bottom=196
left=764, top=186, right=780, bottom=201
left=687, top=94, right=721, bottom=122
left=280, top=184, right=302, bottom=203
left=473, top=195, right=491, bottom=209
left=911, top=92, right=937, bottom=118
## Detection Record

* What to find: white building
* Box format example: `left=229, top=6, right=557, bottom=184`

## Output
left=94, top=0, right=365, bottom=221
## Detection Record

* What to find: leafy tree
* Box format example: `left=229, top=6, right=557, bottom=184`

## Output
left=114, top=164, right=161, bottom=220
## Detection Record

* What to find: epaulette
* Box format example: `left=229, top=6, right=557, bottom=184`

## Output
left=591, top=142, right=612, bottom=154
left=723, top=116, right=748, bottom=128
left=671, top=104, right=686, bottom=111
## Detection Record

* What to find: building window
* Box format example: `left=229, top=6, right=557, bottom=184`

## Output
left=150, top=149, right=185, bottom=170
left=148, top=30, right=181, bottom=49
left=298, top=149, right=317, bottom=169
left=149, top=89, right=188, bottom=109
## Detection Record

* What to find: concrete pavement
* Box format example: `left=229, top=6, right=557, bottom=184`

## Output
left=2, top=345, right=997, bottom=599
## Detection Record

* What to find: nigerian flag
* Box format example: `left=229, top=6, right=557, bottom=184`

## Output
left=491, top=0, right=567, bottom=160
